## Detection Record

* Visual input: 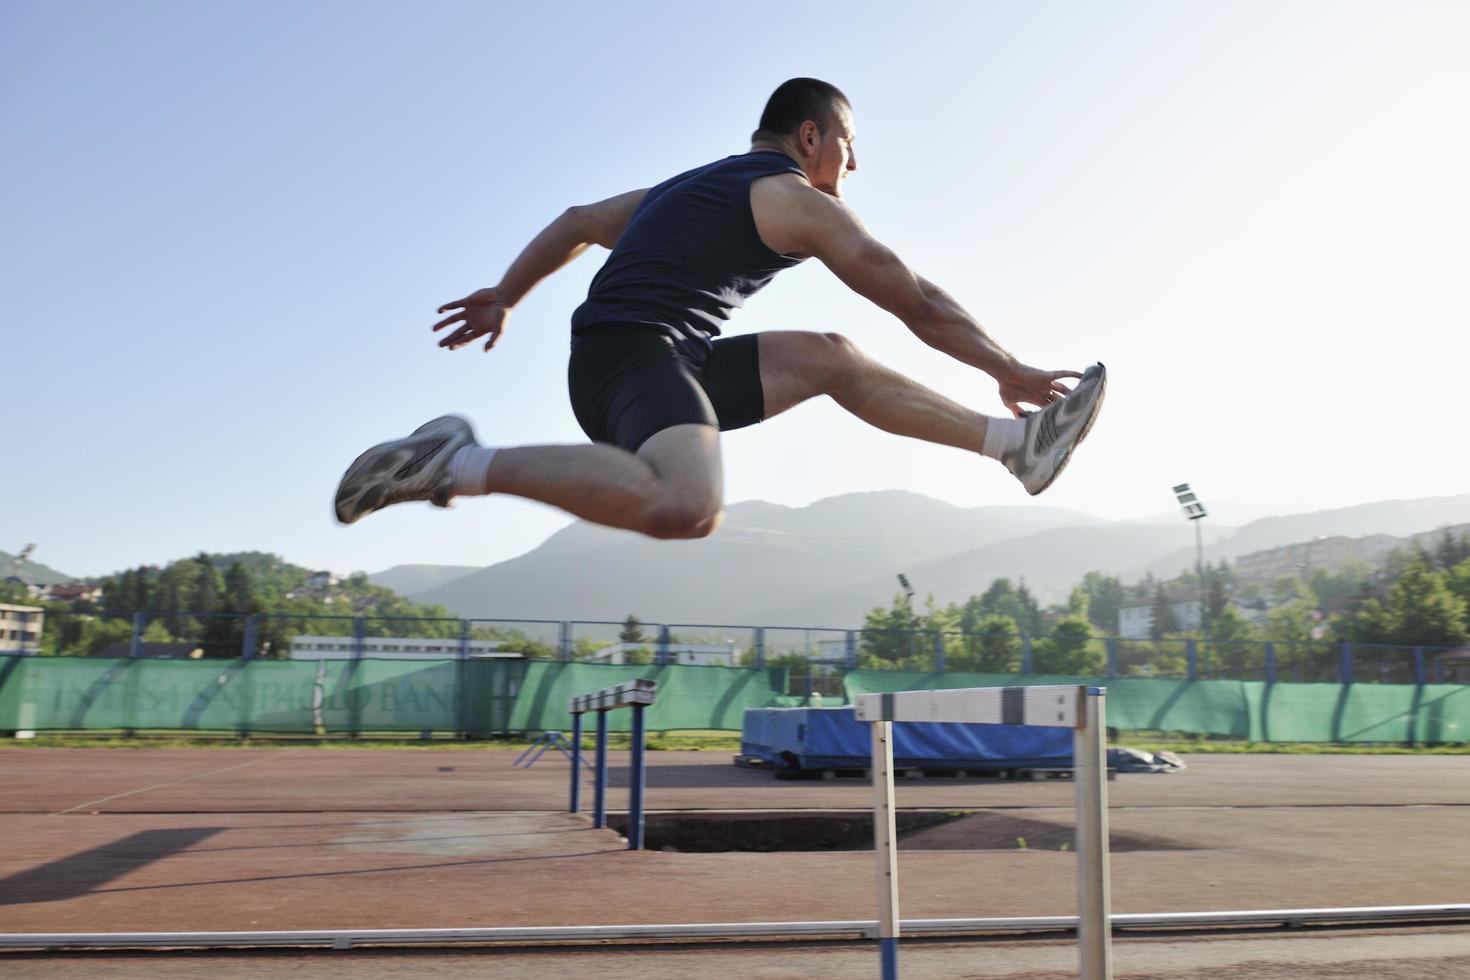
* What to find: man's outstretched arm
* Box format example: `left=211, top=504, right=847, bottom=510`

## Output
left=434, top=188, right=648, bottom=351
left=751, top=176, right=1079, bottom=415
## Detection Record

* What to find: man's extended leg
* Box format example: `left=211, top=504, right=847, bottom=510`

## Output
left=336, top=420, right=724, bottom=539
left=755, top=331, right=1104, bottom=494
left=758, top=330, right=1000, bottom=448
left=479, top=423, right=723, bottom=538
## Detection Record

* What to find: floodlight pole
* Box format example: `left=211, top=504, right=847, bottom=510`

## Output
left=1173, top=484, right=1209, bottom=641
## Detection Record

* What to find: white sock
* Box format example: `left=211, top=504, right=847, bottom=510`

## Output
left=448, top=445, right=499, bottom=497
left=980, top=416, right=1025, bottom=460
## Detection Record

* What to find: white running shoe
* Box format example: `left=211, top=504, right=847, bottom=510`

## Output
left=334, top=415, right=476, bottom=525
left=1000, top=363, right=1107, bottom=496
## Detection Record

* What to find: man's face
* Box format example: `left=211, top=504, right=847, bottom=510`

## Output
left=807, top=104, right=857, bottom=198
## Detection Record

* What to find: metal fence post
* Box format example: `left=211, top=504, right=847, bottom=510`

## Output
left=657, top=625, right=672, bottom=665
left=1022, top=635, right=1034, bottom=675
left=1105, top=637, right=1119, bottom=677
left=1413, top=647, right=1426, bottom=685
left=455, top=620, right=472, bottom=738
left=242, top=615, right=257, bottom=660
left=932, top=631, right=946, bottom=673
left=352, top=617, right=366, bottom=659
left=1339, top=643, right=1354, bottom=685
left=558, top=621, right=572, bottom=662
left=1264, top=641, right=1277, bottom=685
left=1186, top=639, right=1198, bottom=681
left=753, top=627, right=765, bottom=670
left=129, top=612, right=145, bottom=658
left=845, top=630, right=857, bottom=670
left=628, top=703, right=647, bottom=850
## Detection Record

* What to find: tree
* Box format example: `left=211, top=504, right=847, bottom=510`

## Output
left=1078, top=572, right=1126, bottom=632
left=1433, top=530, right=1470, bottom=572
left=861, top=593, right=926, bottom=668
left=1203, top=605, right=1261, bottom=676
left=1307, top=562, right=1371, bottom=608
left=1203, top=565, right=1231, bottom=631
left=1032, top=616, right=1101, bottom=675
left=1148, top=584, right=1179, bottom=641
left=1445, top=558, right=1470, bottom=628
left=1341, top=553, right=1468, bottom=649
left=949, top=614, right=1021, bottom=673
left=619, top=615, right=646, bottom=644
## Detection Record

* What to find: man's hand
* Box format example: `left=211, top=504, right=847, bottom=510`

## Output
left=434, top=287, right=510, bottom=352
left=997, top=365, right=1083, bottom=418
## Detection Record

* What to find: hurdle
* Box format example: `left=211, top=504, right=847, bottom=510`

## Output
left=568, top=678, right=657, bottom=850
left=854, top=685, right=1112, bottom=980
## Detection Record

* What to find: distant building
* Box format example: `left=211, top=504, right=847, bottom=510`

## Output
left=1117, top=595, right=1202, bottom=640
left=42, top=583, right=104, bottom=604
left=3, top=577, right=45, bottom=600
left=0, top=603, right=44, bottom=653
left=307, top=571, right=339, bottom=589
left=289, top=635, right=514, bottom=660
left=589, top=642, right=736, bottom=666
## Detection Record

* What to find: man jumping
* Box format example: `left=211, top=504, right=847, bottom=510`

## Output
left=335, top=78, right=1105, bottom=539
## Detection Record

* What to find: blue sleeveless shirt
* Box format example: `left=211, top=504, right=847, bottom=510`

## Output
left=570, top=150, right=807, bottom=346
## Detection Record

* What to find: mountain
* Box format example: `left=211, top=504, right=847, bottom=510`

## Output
left=1141, top=492, right=1470, bottom=578
left=369, top=563, right=482, bottom=596
left=410, top=491, right=1111, bottom=626
left=408, top=489, right=1470, bottom=630
left=0, top=549, right=73, bottom=586
left=758, top=522, right=1236, bottom=627
left=1122, top=501, right=1319, bottom=527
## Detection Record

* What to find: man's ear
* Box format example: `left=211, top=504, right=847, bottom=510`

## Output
left=799, top=119, right=820, bottom=153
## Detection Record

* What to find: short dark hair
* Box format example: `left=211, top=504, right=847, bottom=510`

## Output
left=752, top=78, right=850, bottom=143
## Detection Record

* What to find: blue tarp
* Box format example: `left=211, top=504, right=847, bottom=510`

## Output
left=741, top=706, right=1073, bottom=771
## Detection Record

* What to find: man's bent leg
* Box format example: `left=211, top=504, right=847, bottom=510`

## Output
left=479, top=423, right=723, bottom=539
left=757, top=330, right=999, bottom=452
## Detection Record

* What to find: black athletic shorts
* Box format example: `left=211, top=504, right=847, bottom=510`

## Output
left=567, top=325, right=765, bottom=452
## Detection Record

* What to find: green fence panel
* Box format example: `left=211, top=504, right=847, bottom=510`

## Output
left=7, top=655, right=1463, bottom=742
left=840, top=670, right=1470, bottom=744
left=1105, top=678, right=1255, bottom=738
left=0, top=656, right=144, bottom=730
left=462, top=659, right=528, bottom=736
left=507, top=661, right=788, bottom=733
left=314, top=658, right=461, bottom=733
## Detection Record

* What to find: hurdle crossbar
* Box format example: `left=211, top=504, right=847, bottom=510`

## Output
left=566, top=679, right=657, bottom=849
left=855, top=684, right=1112, bottom=980
left=567, top=678, right=656, bottom=715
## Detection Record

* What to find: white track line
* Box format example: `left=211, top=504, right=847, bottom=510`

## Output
left=56, top=748, right=307, bottom=815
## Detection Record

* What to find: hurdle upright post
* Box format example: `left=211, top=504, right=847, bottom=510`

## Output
left=856, top=684, right=1112, bottom=980
left=567, top=680, right=658, bottom=845
left=1074, top=687, right=1113, bottom=979
left=593, top=708, right=610, bottom=829
left=569, top=711, right=583, bottom=814
left=628, top=702, right=647, bottom=850
left=870, top=719, right=900, bottom=980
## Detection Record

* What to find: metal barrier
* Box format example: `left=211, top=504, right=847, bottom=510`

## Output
left=567, top=679, right=656, bottom=850
left=15, top=609, right=1470, bottom=687
left=855, top=685, right=1111, bottom=980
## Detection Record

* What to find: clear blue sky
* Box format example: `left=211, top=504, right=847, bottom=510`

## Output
left=4, top=1, right=1467, bottom=578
